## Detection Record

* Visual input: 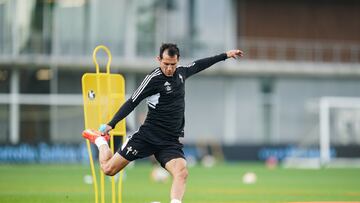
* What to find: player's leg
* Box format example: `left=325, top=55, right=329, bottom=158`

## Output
left=165, top=157, right=188, bottom=203
left=155, top=143, right=187, bottom=203
left=83, top=129, right=130, bottom=176
left=98, top=145, right=130, bottom=176
left=115, top=132, right=156, bottom=174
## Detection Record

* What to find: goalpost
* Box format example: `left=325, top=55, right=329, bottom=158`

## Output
left=319, top=97, right=360, bottom=167
left=283, top=96, right=360, bottom=168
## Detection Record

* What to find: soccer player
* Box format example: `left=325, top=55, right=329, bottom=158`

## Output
left=83, top=43, right=243, bottom=203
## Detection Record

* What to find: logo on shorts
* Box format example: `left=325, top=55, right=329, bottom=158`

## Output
left=126, top=146, right=132, bottom=155
left=126, top=146, right=138, bottom=156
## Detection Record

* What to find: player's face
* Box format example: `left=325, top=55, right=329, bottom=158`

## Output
left=158, top=51, right=179, bottom=77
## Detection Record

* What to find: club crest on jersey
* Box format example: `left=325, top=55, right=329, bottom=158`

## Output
left=164, top=81, right=172, bottom=93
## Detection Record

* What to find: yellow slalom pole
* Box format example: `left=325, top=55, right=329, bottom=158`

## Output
left=92, top=45, right=112, bottom=74
left=92, top=45, right=112, bottom=203
left=82, top=70, right=100, bottom=203
left=86, top=140, right=99, bottom=203
left=83, top=45, right=125, bottom=203
left=117, top=135, right=126, bottom=203
left=110, top=135, right=116, bottom=203
left=92, top=45, right=116, bottom=203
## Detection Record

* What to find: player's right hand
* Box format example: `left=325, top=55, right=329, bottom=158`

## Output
left=99, top=124, right=112, bottom=136
left=226, top=49, right=244, bottom=59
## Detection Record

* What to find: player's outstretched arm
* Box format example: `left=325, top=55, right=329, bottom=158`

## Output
left=226, top=49, right=244, bottom=59
left=106, top=70, right=158, bottom=130
left=107, top=99, right=136, bottom=129
left=183, top=49, right=244, bottom=78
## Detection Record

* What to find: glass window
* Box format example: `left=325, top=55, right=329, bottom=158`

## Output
left=21, top=1, right=53, bottom=55
left=136, top=0, right=157, bottom=57
left=88, top=0, right=127, bottom=56
left=58, top=69, right=87, bottom=94
left=20, top=68, right=50, bottom=94
left=0, top=69, right=10, bottom=93
left=53, top=2, right=87, bottom=56
left=20, top=105, right=50, bottom=144
left=0, top=105, right=9, bottom=143
left=51, top=106, right=84, bottom=144
left=0, top=2, right=12, bottom=55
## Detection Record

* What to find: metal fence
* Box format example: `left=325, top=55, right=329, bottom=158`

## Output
left=240, top=38, right=360, bottom=63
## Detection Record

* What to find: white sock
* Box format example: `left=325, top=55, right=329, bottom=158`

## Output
left=95, top=136, right=108, bottom=148
left=170, top=199, right=181, bottom=203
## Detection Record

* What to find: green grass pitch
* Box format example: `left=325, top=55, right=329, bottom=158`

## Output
left=0, top=162, right=360, bottom=203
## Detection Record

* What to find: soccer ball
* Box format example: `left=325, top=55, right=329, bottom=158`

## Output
left=201, top=155, right=216, bottom=168
left=83, top=174, right=93, bottom=184
left=242, top=172, right=257, bottom=184
left=150, top=166, right=169, bottom=183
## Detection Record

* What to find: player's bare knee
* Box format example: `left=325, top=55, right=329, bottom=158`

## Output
left=102, top=163, right=117, bottom=176
left=175, top=167, right=188, bottom=182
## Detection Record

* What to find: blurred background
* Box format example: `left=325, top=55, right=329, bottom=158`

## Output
left=1, top=0, right=360, bottom=167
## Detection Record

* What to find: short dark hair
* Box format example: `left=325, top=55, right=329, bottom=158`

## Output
left=159, top=43, right=180, bottom=59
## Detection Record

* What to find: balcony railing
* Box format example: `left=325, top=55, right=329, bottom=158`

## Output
left=239, top=38, right=360, bottom=63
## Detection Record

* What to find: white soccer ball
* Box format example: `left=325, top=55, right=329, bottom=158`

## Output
left=242, top=172, right=257, bottom=184
left=151, top=166, right=169, bottom=183
left=83, top=174, right=93, bottom=184
left=201, top=155, right=216, bottom=168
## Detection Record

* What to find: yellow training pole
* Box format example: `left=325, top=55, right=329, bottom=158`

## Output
left=82, top=72, right=100, bottom=203
left=117, top=135, right=126, bottom=203
left=110, top=135, right=116, bottom=203
left=92, top=45, right=112, bottom=74
left=83, top=45, right=126, bottom=203
left=93, top=45, right=112, bottom=203
left=86, top=140, right=99, bottom=203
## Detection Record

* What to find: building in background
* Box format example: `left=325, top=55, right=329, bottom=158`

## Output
left=0, top=0, right=360, bottom=161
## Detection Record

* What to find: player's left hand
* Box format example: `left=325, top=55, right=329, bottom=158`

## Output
left=226, top=49, right=244, bottom=59
left=99, top=124, right=112, bottom=136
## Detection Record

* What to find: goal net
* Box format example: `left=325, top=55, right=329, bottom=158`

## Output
left=283, top=97, right=360, bottom=168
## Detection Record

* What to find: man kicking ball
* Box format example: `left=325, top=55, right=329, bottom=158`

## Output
left=83, top=43, right=243, bottom=203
